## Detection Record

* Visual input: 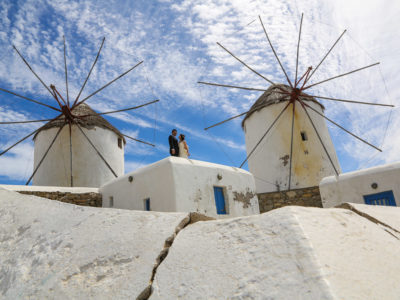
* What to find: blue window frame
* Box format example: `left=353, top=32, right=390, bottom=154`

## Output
left=144, top=198, right=151, bottom=211
left=363, top=190, right=396, bottom=207
left=213, top=187, right=227, bottom=215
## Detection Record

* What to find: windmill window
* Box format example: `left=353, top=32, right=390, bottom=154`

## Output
left=118, top=138, right=122, bottom=149
left=109, top=196, right=114, bottom=207
left=301, top=131, right=308, bottom=141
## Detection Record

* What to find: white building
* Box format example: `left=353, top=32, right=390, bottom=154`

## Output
left=320, top=162, right=400, bottom=208
left=242, top=84, right=341, bottom=193
left=100, top=156, right=260, bottom=218
left=33, top=103, right=125, bottom=187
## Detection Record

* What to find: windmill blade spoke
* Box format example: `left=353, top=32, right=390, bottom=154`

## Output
left=52, top=86, right=67, bottom=106
left=80, top=100, right=160, bottom=118
left=63, top=36, right=70, bottom=106
left=0, top=118, right=53, bottom=125
left=0, top=128, right=39, bottom=156
left=304, top=62, right=380, bottom=90
left=68, top=122, right=73, bottom=187
left=288, top=102, right=295, bottom=190
left=0, top=114, right=61, bottom=156
left=73, top=60, right=144, bottom=108
left=73, top=37, right=105, bottom=107
left=122, top=134, right=155, bottom=147
left=75, top=122, right=118, bottom=177
left=258, top=16, right=293, bottom=88
left=25, top=124, right=65, bottom=185
left=240, top=101, right=291, bottom=168
left=198, top=81, right=267, bottom=92
left=295, top=13, right=304, bottom=85
left=204, top=102, right=275, bottom=130
left=216, top=42, right=274, bottom=85
left=306, top=30, right=347, bottom=85
left=205, top=112, right=248, bottom=130
left=298, top=101, right=340, bottom=175
left=300, top=94, right=394, bottom=107
left=300, top=99, right=382, bottom=152
left=13, top=45, right=54, bottom=98
left=0, top=87, right=61, bottom=112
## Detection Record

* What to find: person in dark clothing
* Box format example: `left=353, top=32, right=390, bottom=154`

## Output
left=168, top=129, right=179, bottom=156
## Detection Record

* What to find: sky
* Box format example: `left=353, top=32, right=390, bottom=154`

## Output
left=0, top=0, right=399, bottom=185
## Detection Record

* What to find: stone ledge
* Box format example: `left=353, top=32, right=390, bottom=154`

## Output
left=18, top=191, right=102, bottom=207
left=257, top=186, right=322, bottom=213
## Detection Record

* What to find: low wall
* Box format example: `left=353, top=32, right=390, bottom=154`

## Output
left=0, top=185, right=102, bottom=207
left=258, top=186, right=322, bottom=213
left=320, top=162, right=400, bottom=208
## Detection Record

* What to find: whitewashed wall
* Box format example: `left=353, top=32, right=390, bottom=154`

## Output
left=320, top=162, right=400, bottom=208
left=243, top=101, right=341, bottom=193
left=100, top=157, right=260, bottom=218
left=0, top=185, right=98, bottom=194
left=33, top=126, right=124, bottom=187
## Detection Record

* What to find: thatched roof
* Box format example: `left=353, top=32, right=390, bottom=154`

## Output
left=241, top=84, right=324, bottom=128
left=33, top=103, right=125, bottom=142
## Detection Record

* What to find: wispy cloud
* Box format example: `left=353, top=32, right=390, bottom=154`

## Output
left=0, top=142, right=33, bottom=180
left=0, top=0, right=398, bottom=185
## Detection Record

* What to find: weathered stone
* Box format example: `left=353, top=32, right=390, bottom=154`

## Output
left=0, top=188, right=189, bottom=299
left=18, top=191, right=102, bottom=207
left=150, top=206, right=400, bottom=299
left=258, top=186, right=322, bottom=213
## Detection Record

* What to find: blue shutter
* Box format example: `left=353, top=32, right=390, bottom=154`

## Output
left=363, top=191, right=396, bottom=207
left=214, top=187, right=227, bottom=214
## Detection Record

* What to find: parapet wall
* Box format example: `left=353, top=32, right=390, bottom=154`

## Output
left=257, top=186, right=322, bottom=213
left=0, top=185, right=102, bottom=207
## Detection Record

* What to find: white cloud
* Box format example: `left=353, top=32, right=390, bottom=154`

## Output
left=0, top=143, right=34, bottom=180
left=0, top=0, right=398, bottom=184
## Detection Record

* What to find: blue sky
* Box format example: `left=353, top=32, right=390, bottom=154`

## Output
left=0, top=0, right=399, bottom=185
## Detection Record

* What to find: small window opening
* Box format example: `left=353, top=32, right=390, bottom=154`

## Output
left=109, top=196, right=114, bottom=207
left=118, top=138, right=123, bottom=149
left=144, top=198, right=150, bottom=211
left=301, top=131, right=308, bottom=141
left=213, top=186, right=227, bottom=215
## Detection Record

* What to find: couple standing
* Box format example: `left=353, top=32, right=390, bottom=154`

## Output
left=169, top=129, right=190, bottom=158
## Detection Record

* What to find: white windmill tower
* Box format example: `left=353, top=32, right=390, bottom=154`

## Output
left=33, top=103, right=126, bottom=187
left=199, top=14, right=392, bottom=193
left=0, top=37, right=158, bottom=187
left=241, top=84, right=340, bottom=193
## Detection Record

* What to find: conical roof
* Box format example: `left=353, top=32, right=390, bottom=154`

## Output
left=33, top=103, right=125, bottom=142
left=242, top=84, right=324, bottom=128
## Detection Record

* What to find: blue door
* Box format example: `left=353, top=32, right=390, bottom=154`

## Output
left=145, top=198, right=151, bottom=211
left=214, top=187, right=227, bottom=214
left=363, top=190, right=396, bottom=207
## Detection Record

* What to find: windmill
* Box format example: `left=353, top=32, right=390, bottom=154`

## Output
left=198, top=14, right=394, bottom=193
left=0, top=36, right=158, bottom=187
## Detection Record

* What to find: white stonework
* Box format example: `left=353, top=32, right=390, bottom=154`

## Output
left=243, top=87, right=341, bottom=193
left=151, top=206, right=400, bottom=299
left=0, top=188, right=188, bottom=299
left=33, top=125, right=124, bottom=187
left=2, top=189, right=400, bottom=299
left=342, top=202, right=400, bottom=231
left=320, top=162, right=400, bottom=208
left=100, top=156, right=260, bottom=219
left=0, top=184, right=98, bottom=194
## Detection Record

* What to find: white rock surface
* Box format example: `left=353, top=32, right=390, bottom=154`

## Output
left=0, top=184, right=99, bottom=193
left=2, top=188, right=400, bottom=300
left=0, top=188, right=188, bottom=299
left=151, top=206, right=400, bottom=300
left=343, top=202, right=400, bottom=231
